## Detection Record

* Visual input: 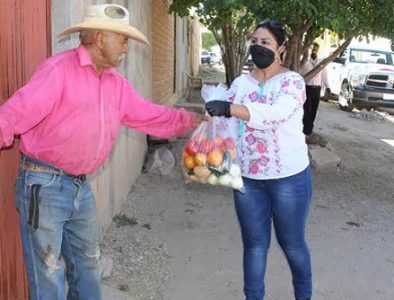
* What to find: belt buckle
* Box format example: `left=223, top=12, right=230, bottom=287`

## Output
left=23, top=162, right=61, bottom=175
left=67, top=173, right=86, bottom=183
left=76, top=175, right=86, bottom=182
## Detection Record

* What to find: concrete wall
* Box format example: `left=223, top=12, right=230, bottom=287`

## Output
left=51, top=0, right=152, bottom=237
left=176, top=15, right=191, bottom=100
left=50, top=0, right=193, bottom=237
left=188, top=17, right=201, bottom=77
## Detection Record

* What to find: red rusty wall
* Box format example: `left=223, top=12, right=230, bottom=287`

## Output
left=0, top=0, right=51, bottom=299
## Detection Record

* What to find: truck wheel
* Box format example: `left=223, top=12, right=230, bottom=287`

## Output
left=339, top=82, right=354, bottom=111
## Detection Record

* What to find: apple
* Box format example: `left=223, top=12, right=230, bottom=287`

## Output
left=213, top=136, right=224, bottom=148
left=185, top=142, right=199, bottom=155
left=200, top=139, right=214, bottom=154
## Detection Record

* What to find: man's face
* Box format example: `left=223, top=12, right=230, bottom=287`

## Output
left=101, top=31, right=129, bottom=68
left=311, top=44, right=319, bottom=59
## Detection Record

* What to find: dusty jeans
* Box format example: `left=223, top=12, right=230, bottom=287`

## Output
left=14, top=155, right=102, bottom=300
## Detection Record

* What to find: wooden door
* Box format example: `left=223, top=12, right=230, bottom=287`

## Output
left=0, top=1, right=51, bottom=299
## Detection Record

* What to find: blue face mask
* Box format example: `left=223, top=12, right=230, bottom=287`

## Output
left=249, top=44, right=276, bottom=69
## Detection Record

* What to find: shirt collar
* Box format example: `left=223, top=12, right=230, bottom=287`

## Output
left=76, top=44, right=116, bottom=75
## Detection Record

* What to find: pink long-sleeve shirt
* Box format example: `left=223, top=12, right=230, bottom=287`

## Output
left=0, top=45, right=195, bottom=175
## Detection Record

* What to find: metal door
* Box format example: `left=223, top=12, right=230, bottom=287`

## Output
left=0, top=1, right=51, bottom=299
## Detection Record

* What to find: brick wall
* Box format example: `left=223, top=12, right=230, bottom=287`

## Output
left=151, top=0, right=175, bottom=104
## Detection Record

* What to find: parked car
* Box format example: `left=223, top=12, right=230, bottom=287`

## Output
left=327, top=47, right=394, bottom=110
left=243, top=54, right=255, bottom=70
left=201, top=50, right=211, bottom=64
left=209, top=52, right=222, bottom=65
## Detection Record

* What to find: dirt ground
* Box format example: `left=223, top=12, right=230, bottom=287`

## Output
left=101, top=97, right=394, bottom=299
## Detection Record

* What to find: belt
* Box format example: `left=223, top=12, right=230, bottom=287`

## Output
left=306, top=85, right=321, bottom=88
left=23, top=161, right=86, bottom=181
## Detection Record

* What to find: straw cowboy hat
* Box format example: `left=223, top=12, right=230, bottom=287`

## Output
left=58, top=4, right=149, bottom=46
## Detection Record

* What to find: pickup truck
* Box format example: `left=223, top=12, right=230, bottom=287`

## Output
left=327, top=47, right=394, bottom=110
left=201, top=50, right=211, bottom=65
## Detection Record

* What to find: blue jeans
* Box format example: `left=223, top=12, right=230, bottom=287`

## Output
left=234, top=166, right=312, bottom=300
left=14, top=156, right=102, bottom=300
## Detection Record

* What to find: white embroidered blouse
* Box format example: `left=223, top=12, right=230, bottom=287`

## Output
left=226, top=71, right=309, bottom=179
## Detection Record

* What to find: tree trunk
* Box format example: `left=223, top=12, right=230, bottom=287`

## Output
left=285, top=33, right=302, bottom=71
left=214, top=21, right=248, bottom=86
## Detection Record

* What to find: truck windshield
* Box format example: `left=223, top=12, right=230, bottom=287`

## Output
left=350, top=49, right=394, bottom=65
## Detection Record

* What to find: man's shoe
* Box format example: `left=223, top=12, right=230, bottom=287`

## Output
left=305, top=132, right=327, bottom=147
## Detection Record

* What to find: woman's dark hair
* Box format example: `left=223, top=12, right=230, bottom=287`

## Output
left=255, top=19, right=287, bottom=47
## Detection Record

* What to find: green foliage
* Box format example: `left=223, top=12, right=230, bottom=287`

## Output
left=170, top=0, right=394, bottom=82
left=170, top=0, right=257, bottom=84
left=202, top=31, right=217, bottom=51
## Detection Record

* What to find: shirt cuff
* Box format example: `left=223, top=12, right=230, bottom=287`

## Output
left=0, top=116, right=14, bottom=147
left=243, top=103, right=265, bottom=129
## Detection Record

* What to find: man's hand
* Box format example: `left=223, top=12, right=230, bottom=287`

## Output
left=192, top=113, right=209, bottom=128
left=205, top=101, right=231, bottom=118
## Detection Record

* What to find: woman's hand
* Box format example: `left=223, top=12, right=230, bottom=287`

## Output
left=205, top=101, right=231, bottom=118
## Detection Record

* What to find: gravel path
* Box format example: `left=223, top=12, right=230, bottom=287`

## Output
left=101, top=101, right=394, bottom=300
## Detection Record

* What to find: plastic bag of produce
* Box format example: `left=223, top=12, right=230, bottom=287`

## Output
left=182, top=84, right=244, bottom=192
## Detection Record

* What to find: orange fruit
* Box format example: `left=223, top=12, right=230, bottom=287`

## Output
left=207, top=149, right=224, bottom=167
left=194, top=153, right=207, bottom=166
left=184, top=156, right=195, bottom=169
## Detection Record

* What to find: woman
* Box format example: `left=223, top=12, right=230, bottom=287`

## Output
left=205, top=20, right=312, bottom=300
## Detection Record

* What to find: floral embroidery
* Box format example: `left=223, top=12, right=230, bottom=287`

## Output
left=259, top=155, right=270, bottom=166
left=260, top=104, right=299, bottom=127
left=248, top=91, right=258, bottom=102
left=294, top=79, right=304, bottom=90
left=232, top=72, right=307, bottom=179
left=256, top=142, right=267, bottom=154
left=281, top=80, right=290, bottom=88
left=249, top=161, right=259, bottom=174
left=271, top=128, right=282, bottom=174
left=245, top=134, right=256, bottom=145
left=246, top=126, right=255, bottom=133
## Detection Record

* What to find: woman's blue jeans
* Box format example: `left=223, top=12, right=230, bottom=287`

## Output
left=14, top=156, right=102, bottom=300
left=234, top=166, right=312, bottom=300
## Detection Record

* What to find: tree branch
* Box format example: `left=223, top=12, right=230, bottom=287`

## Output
left=303, top=38, right=352, bottom=81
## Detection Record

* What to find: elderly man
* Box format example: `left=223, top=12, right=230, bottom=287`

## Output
left=0, top=4, right=202, bottom=299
